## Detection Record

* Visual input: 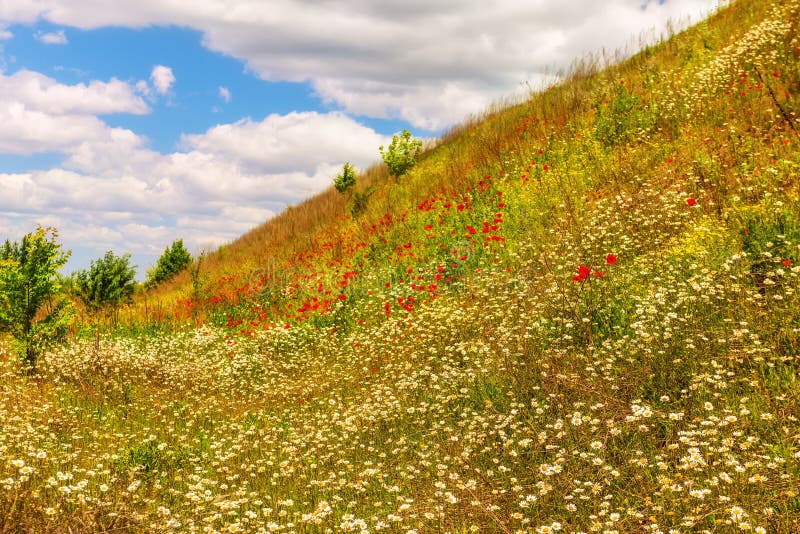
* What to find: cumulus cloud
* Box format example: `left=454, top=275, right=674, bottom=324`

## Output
left=0, top=110, right=390, bottom=272
left=218, top=86, right=231, bottom=103
left=134, top=79, right=151, bottom=97
left=181, top=111, right=389, bottom=174
left=36, top=29, right=68, bottom=44
left=0, top=105, right=109, bottom=155
left=0, top=0, right=718, bottom=129
left=150, top=65, right=175, bottom=95
left=0, top=70, right=149, bottom=115
left=0, top=70, right=149, bottom=155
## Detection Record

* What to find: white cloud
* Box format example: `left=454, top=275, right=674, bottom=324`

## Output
left=0, top=28, right=12, bottom=40
left=150, top=65, right=174, bottom=95
left=313, top=78, right=522, bottom=132
left=0, top=70, right=149, bottom=115
left=2, top=111, right=387, bottom=216
left=0, top=0, right=718, bottom=129
left=218, top=86, right=231, bottom=103
left=36, top=29, right=68, bottom=45
left=0, top=70, right=149, bottom=155
left=0, top=110, right=389, bottom=272
left=0, top=104, right=108, bottom=155
left=135, top=79, right=151, bottom=97
left=181, top=111, right=389, bottom=174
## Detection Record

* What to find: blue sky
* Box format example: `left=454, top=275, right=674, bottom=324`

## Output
left=0, top=0, right=718, bottom=279
left=2, top=22, right=409, bottom=159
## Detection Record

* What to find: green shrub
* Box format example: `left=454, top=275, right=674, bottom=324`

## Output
left=76, top=251, right=137, bottom=322
left=380, top=129, right=422, bottom=178
left=334, top=162, right=357, bottom=193
left=146, top=239, right=192, bottom=288
left=0, top=226, right=74, bottom=371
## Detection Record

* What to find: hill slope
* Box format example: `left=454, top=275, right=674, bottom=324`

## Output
left=3, top=0, right=800, bottom=531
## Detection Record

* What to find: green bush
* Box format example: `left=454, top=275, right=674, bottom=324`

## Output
left=0, top=226, right=74, bottom=371
left=380, top=129, right=422, bottom=178
left=146, top=239, right=192, bottom=288
left=334, top=162, right=357, bottom=193
left=76, top=251, right=137, bottom=322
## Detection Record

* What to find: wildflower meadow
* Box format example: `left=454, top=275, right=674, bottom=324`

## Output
left=2, top=0, right=800, bottom=532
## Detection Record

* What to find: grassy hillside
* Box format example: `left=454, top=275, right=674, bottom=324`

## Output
left=3, top=0, right=800, bottom=531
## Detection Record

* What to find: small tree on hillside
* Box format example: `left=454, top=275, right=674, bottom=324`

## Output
left=334, top=162, right=357, bottom=193
left=0, top=226, right=74, bottom=372
left=76, top=251, right=137, bottom=324
left=379, top=129, right=422, bottom=179
left=146, top=239, right=192, bottom=288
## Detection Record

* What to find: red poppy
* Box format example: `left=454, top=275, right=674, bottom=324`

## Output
left=784, top=259, right=792, bottom=267
left=606, top=253, right=617, bottom=265
left=686, top=198, right=697, bottom=206
left=572, top=264, right=591, bottom=282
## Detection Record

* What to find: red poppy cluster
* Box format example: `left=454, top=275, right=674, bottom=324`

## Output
left=572, top=254, right=617, bottom=282
left=178, top=159, right=516, bottom=333
left=572, top=265, right=593, bottom=282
